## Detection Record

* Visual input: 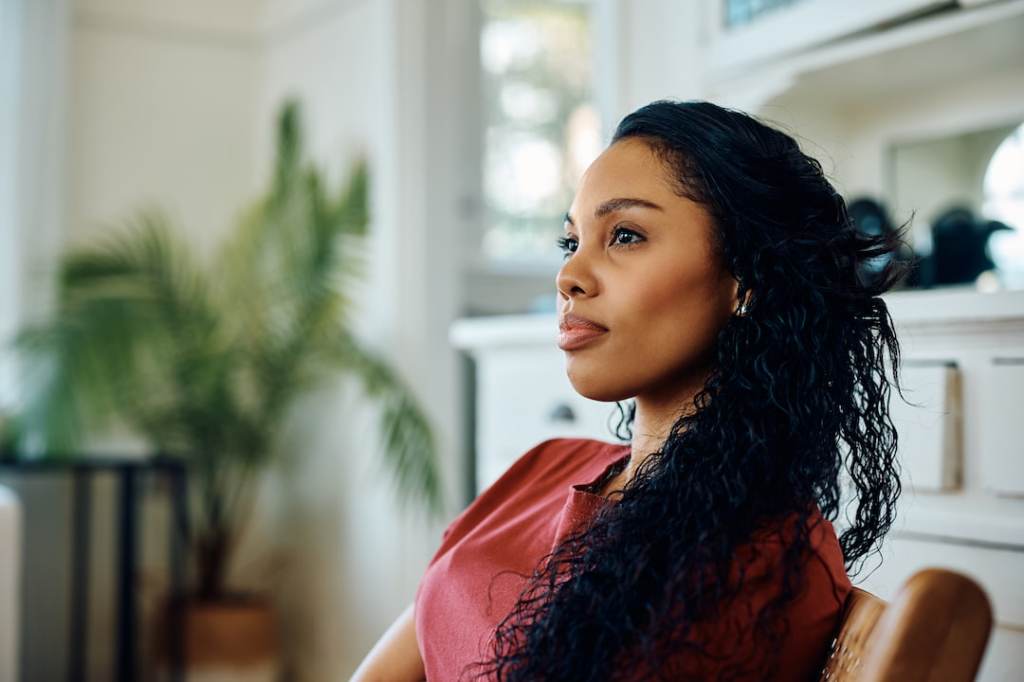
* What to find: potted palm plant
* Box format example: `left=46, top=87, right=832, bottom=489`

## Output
left=11, top=100, right=445, bottom=679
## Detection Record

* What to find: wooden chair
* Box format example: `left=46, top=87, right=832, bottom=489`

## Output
left=818, top=567, right=994, bottom=681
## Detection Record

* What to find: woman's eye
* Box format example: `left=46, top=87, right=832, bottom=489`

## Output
left=556, top=236, right=576, bottom=259
left=556, top=226, right=643, bottom=259
left=613, top=227, right=642, bottom=245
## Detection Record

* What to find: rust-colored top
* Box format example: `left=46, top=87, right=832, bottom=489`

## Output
left=414, top=437, right=852, bottom=681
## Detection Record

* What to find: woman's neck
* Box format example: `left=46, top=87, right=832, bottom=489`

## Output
left=623, top=372, right=707, bottom=489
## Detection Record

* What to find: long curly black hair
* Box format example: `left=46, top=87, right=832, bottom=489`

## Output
left=464, top=100, right=913, bottom=681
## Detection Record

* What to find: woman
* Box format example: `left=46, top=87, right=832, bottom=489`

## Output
left=353, top=100, right=909, bottom=681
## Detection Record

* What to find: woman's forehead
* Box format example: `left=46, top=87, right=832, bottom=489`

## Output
left=586, top=138, right=664, bottom=180
left=570, top=140, right=690, bottom=221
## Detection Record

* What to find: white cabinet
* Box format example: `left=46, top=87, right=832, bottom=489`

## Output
left=450, top=315, right=622, bottom=493
left=890, top=362, right=962, bottom=492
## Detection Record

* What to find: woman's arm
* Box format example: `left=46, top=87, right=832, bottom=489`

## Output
left=350, top=601, right=426, bottom=682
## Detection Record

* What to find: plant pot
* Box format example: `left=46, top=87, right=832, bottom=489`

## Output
left=153, top=594, right=281, bottom=682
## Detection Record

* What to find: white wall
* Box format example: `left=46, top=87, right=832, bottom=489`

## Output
left=68, top=0, right=262, bottom=259
left=244, top=1, right=463, bottom=679
left=608, top=0, right=707, bottom=123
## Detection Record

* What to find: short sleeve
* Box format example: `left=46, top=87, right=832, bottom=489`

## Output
left=429, top=437, right=563, bottom=563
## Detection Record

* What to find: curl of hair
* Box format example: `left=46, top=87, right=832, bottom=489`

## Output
left=463, top=100, right=913, bottom=681
left=609, top=399, right=636, bottom=442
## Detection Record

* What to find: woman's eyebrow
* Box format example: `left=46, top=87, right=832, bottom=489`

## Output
left=563, top=197, right=664, bottom=226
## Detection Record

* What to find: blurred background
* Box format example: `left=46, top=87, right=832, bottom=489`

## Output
left=0, top=0, right=1023, bottom=680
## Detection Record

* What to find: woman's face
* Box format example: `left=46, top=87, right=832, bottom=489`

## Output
left=556, top=137, right=740, bottom=404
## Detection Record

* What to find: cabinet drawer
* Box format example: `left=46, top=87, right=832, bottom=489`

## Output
left=889, top=362, right=961, bottom=492
left=980, top=359, right=1024, bottom=497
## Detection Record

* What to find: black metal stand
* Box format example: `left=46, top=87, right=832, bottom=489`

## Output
left=0, top=456, right=189, bottom=682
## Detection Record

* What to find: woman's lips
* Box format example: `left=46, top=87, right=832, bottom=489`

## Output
left=558, top=327, right=608, bottom=350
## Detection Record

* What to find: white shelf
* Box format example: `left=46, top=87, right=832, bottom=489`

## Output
left=884, top=287, right=1024, bottom=325
left=708, top=0, right=1024, bottom=110
left=706, top=0, right=952, bottom=74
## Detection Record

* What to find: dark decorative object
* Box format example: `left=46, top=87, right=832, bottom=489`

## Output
left=847, top=197, right=915, bottom=290
left=913, top=206, right=1013, bottom=288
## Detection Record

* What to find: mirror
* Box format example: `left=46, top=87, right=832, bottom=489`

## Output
left=883, top=118, right=1024, bottom=291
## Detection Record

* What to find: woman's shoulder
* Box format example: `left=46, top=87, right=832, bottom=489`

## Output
left=504, top=436, right=626, bottom=479
left=534, top=436, right=626, bottom=454
left=433, top=437, right=617, bottom=546
left=541, top=436, right=628, bottom=460
left=502, top=436, right=606, bottom=475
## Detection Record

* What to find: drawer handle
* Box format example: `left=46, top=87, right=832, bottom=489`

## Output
left=547, top=402, right=576, bottom=423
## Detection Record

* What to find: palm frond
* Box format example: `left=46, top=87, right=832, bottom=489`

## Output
left=15, top=210, right=239, bottom=457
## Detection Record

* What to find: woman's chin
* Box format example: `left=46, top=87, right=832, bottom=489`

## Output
left=565, top=372, right=633, bottom=404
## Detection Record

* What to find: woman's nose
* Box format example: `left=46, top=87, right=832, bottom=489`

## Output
left=556, top=250, right=596, bottom=299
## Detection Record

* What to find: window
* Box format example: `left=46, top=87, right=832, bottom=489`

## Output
left=982, top=123, right=1024, bottom=289
left=723, top=0, right=808, bottom=28
left=478, top=0, right=602, bottom=267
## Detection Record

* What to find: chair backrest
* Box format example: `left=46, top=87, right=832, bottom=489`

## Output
left=818, top=567, right=993, bottom=682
